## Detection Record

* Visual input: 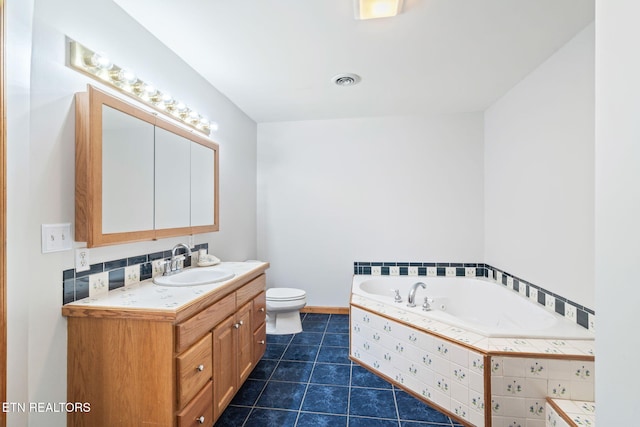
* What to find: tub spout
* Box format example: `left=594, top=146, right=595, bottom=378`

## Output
left=407, top=282, right=426, bottom=307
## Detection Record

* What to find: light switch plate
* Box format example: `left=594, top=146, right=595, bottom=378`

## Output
left=41, top=223, right=73, bottom=253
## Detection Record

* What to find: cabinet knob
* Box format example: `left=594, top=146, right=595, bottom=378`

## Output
left=258, top=340, right=265, bottom=345
left=197, top=415, right=205, bottom=424
left=239, top=320, right=244, bottom=326
left=259, top=307, right=265, bottom=312
left=197, top=364, right=204, bottom=372
left=234, top=323, right=240, bottom=329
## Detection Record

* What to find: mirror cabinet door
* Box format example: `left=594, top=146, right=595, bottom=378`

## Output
left=190, top=142, right=215, bottom=227
left=101, top=105, right=155, bottom=234
left=154, top=126, right=191, bottom=230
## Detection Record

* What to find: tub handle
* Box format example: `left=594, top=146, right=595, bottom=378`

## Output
left=392, top=289, right=402, bottom=303
left=422, top=297, right=433, bottom=312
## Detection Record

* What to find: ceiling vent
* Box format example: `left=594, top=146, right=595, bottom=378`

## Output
left=332, top=73, right=361, bottom=87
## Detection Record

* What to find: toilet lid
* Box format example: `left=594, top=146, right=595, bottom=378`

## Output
left=267, top=287, right=306, bottom=301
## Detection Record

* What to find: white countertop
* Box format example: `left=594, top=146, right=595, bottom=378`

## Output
left=65, top=261, right=268, bottom=312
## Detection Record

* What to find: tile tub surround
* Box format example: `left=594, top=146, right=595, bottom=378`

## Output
left=349, top=299, right=594, bottom=427
left=62, top=243, right=208, bottom=304
left=351, top=306, right=488, bottom=426
left=353, top=262, right=595, bottom=333
left=215, top=313, right=464, bottom=427
left=545, top=399, right=595, bottom=427
left=490, top=357, right=594, bottom=427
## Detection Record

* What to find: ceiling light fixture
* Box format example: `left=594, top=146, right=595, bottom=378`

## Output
left=67, top=38, right=215, bottom=135
left=332, top=73, right=361, bottom=87
left=354, top=0, right=403, bottom=20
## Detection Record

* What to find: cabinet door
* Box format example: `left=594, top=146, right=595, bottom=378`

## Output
left=101, top=105, right=155, bottom=234
left=154, top=125, right=191, bottom=230
left=213, top=314, right=237, bottom=421
left=237, top=302, right=254, bottom=384
left=190, top=142, right=215, bottom=227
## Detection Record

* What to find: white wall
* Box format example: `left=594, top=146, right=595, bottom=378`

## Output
left=595, top=0, right=640, bottom=422
left=484, top=23, right=595, bottom=309
left=257, top=114, right=484, bottom=306
left=6, top=1, right=35, bottom=425
left=7, top=0, right=258, bottom=424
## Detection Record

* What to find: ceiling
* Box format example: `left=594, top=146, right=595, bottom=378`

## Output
left=113, top=0, right=594, bottom=123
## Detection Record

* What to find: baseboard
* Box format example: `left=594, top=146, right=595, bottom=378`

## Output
left=301, top=306, right=349, bottom=315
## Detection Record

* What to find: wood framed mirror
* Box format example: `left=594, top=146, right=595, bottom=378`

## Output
left=75, top=85, right=219, bottom=247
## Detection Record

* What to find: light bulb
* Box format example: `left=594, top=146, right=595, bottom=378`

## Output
left=143, top=83, right=157, bottom=97
left=118, top=69, right=137, bottom=85
left=89, top=52, right=113, bottom=70
left=188, top=111, right=200, bottom=123
left=161, top=93, right=174, bottom=105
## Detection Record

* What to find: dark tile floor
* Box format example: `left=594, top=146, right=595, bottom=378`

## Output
left=214, top=313, right=463, bottom=427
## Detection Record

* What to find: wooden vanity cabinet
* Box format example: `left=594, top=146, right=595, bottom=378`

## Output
left=65, top=272, right=267, bottom=427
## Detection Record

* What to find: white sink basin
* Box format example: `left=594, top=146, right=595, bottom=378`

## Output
left=153, top=267, right=235, bottom=287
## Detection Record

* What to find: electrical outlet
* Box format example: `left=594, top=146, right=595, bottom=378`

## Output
left=89, top=272, right=109, bottom=298
left=75, top=248, right=90, bottom=272
left=41, top=223, right=73, bottom=253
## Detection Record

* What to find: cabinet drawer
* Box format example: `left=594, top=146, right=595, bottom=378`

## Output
left=236, top=274, right=266, bottom=307
left=253, top=322, right=267, bottom=364
left=176, top=293, right=235, bottom=352
left=252, top=291, right=266, bottom=328
left=177, top=333, right=212, bottom=409
left=176, top=380, right=213, bottom=427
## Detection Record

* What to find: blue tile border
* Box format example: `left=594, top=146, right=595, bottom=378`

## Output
left=61, top=243, right=208, bottom=304
left=353, top=261, right=595, bottom=331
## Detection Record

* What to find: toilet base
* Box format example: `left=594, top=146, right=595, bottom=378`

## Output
left=266, top=310, right=303, bottom=335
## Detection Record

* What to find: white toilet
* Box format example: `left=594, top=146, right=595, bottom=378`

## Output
left=265, top=288, right=307, bottom=335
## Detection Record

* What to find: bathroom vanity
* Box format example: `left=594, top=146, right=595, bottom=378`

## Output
left=62, top=261, right=268, bottom=427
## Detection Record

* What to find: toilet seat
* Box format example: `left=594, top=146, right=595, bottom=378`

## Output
left=267, top=288, right=306, bottom=301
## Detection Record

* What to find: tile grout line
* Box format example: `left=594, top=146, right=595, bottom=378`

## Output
left=293, top=313, right=330, bottom=426
left=241, top=323, right=297, bottom=427
left=391, top=384, right=402, bottom=427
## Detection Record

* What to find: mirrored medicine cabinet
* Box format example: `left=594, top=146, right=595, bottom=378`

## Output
left=75, top=85, right=219, bottom=247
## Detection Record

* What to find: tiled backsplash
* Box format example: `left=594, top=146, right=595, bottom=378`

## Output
left=353, top=261, right=595, bottom=332
left=62, top=243, right=208, bottom=304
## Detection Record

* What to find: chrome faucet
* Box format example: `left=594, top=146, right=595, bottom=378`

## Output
left=407, top=282, right=426, bottom=307
left=163, top=243, right=192, bottom=276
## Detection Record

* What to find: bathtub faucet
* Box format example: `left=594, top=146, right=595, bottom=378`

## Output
left=407, top=282, right=426, bottom=307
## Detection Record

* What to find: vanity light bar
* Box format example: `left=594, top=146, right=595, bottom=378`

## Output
left=67, top=39, right=217, bottom=136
